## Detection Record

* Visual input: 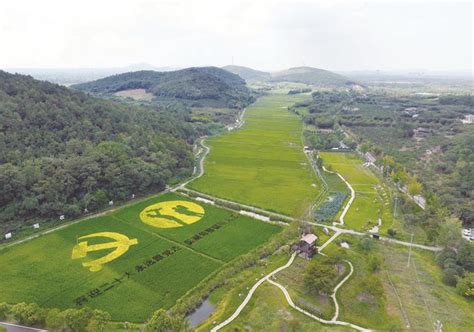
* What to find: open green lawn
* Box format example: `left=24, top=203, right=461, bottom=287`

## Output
left=189, top=94, right=321, bottom=217
left=0, top=193, right=281, bottom=322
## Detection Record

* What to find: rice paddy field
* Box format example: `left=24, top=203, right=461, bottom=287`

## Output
left=0, top=192, right=281, bottom=322
left=189, top=94, right=321, bottom=217
left=319, top=152, right=393, bottom=233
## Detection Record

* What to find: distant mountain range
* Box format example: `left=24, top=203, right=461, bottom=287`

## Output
left=3, top=63, right=177, bottom=86
left=223, top=65, right=357, bottom=87
left=72, top=67, right=254, bottom=109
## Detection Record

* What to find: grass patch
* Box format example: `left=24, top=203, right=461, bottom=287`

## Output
left=222, top=282, right=327, bottom=331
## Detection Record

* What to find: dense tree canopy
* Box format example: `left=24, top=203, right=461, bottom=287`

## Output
left=72, top=67, right=255, bottom=109
left=0, top=71, right=196, bottom=234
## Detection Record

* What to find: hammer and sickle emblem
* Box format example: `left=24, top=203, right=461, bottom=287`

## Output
left=72, top=232, right=138, bottom=272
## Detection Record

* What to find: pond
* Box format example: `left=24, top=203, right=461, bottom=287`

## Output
left=186, top=299, right=216, bottom=328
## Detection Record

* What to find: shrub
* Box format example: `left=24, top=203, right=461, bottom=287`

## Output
left=145, top=309, right=173, bottom=332
left=442, top=268, right=459, bottom=286
left=0, top=303, right=10, bottom=320
left=304, top=260, right=338, bottom=295
left=369, top=256, right=382, bottom=272
left=45, top=308, right=64, bottom=330
left=456, top=273, right=474, bottom=298
left=10, top=303, right=46, bottom=326
left=359, top=237, right=374, bottom=252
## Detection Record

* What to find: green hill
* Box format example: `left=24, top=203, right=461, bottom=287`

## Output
left=270, top=66, right=355, bottom=87
left=223, top=65, right=357, bottom=87
left=72, top=67, right=254, bottom=108
left=222, top=65, right=271, bottom=82
left=0, top=71, right=195, bottom=234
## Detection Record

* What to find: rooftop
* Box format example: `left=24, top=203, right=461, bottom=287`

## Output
left=301, top=233, right=317, bottom=245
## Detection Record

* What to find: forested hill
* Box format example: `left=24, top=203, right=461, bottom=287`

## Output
left=0, top=71, right=195, bottom=234
left=223, top=65, right=357, bottom=87
left=72, top=67, right=255, bottom=108
left=269, top=67, right=356, bottom=87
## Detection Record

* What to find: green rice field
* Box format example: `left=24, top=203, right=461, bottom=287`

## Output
left=189, top=94, right=321, bottom=217
left=0, top=192, right=281, bottom=322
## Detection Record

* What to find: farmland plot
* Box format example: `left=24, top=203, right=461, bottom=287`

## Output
left=0, top=193, right=280, bottom=321
left=189, top=94, right=321, bottom=216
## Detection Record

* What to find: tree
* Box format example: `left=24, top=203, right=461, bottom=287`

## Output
left=360, top=142, right=371, bottom=153
left=45, top=308, right=64, bottom=330
left=86, top=309, right=111, bottom=332
left=304, top=261, right=337, bottom=295
left=387, top=228, right=397, bottom=238
left=10, top=303, right=45, bottom=326
left=407, top=176, right=422, bottom=196
left=456, top=241, right=474, bottom=272
left=456, top=272, right=474, bottom=297
left=0, top=303, right=10, bottom=320
left=442, top=268, right=459, bottom=286
left=63, top=308, right=92, bottom=332
left=358, top=237, right=374, bottom=251
left=145, top=309, right=174, bottom=332
left=437, top=217, right=463, bottom=249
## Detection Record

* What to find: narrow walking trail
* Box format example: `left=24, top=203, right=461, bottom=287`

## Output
left=211, top=230, right=372, bottom=331
left=210, top=252, right=297, bottom=332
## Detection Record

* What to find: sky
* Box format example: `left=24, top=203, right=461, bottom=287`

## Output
left=1, top=0, right=472, bottom=72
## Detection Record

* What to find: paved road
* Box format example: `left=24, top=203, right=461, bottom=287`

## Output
left=0, top=322, right=46, bottom=332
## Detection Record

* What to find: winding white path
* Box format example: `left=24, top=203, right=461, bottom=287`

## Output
left=267, top=276, right=370, bottom=331
left=211, top=230, right=372, bottom=331
left=210, top=252, right=297, bottom=332
left=321, top=165, right=355, bottom=226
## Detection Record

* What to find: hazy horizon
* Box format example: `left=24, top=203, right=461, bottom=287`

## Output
left=1, top=0, right=472, bottom=72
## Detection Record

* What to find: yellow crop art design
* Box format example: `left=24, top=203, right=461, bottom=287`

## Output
left=140, top=200, right=205, bottom=228
left=72, top=232, right=138, bottom=272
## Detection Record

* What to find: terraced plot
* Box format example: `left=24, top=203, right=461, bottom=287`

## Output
left=319, top=152, right=393, bottom=232
left=189, top=94, right=321, bottom=216
left=0, top=193, right=281, bottom=322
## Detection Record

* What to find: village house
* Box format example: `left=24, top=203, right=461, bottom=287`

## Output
left=461, top=114, right=474, bottom=124
left=292, top=233, right=318, bottom=259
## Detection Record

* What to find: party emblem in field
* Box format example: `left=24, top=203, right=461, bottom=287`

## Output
left=72, top=232, right=138, bottom=272
left=140, top=200, right=205, bottom=228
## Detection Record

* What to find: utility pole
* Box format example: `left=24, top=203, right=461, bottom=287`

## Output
left=407, top=232, right=414, bottom=268
left=393, top=196, right=397, bottom=217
